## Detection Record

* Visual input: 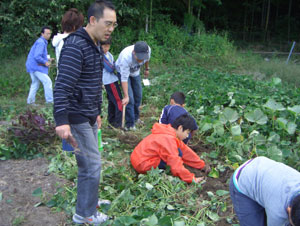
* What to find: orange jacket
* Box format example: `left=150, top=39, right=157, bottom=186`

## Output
left=131, top=123, right=205, bottom=183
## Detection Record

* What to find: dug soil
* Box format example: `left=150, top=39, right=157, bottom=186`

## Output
left=0, top=134, right=237, bottom=226
left=0, top=158, right=68, bottom=226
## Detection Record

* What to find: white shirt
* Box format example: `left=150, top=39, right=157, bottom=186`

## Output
left=115, top=45, right=151, bottom=82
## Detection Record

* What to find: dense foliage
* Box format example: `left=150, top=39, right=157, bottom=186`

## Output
left=1, top=0, right=300, bottom=55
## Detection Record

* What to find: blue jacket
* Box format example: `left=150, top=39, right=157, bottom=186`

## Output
left=159, top=105, right=198, bottom=130
left=25, top=36, right=49, bottom=74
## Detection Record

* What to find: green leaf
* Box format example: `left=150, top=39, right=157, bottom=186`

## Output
left=213, top=122, right=224, bottom=136
left=197, top=223, right=206, bottom=226
left=208, top=168, right=219, bottom=178
left=277, top=117, right=288, bottom=129
left=244, top=109, right=268, bottom=125
left=231, top=125, right=241, bottom=136
left=206, top=210, right=219, bottom=222
left=271, top=77, right=282, bottom=85
left=145, top=183, right=154, bottom=190
left=174, top=220, right=185, bottom=226
left=32, top=187, right=43, bottom=197
left=219, top=108, right=239, bottom=124
left=216, top=190, right=229, bottom=196
left=158, top=216, right=172, bottom=226
left=287, top=105, right=300, bottom=115
left=267, top=146, right=282, bottom=162
left=263, top=99, right=285, bottom=111
left=201, top=123, right=212, bottom=132
left=166, top=204, right=175, bottom=210
left=116, top=216, right=138, bottom=225
left=287, top=122, right=297, bottom=135
left=148, top=214, right=158, bottom=225
left=207, top=191, right=214, bottom=198
left=46, top=200, right=56, bottom=208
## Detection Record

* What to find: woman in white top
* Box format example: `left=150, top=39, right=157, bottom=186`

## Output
left=52, top=8, right=84, bottom=71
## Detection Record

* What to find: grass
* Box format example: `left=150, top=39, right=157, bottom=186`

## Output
left=238, top=52, right=300, bottom=86
left=1, top=38, right=300, bottom=225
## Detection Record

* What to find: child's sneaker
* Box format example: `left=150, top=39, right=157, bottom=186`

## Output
left=96, top=199, right=111, bottom=208
left=72, top=211, right=108, bottom=225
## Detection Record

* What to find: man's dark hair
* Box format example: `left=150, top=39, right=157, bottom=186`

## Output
left=170, top=91, right=185, bottom=105
left=290, top=194, right=300, bottom=226
left=87, top=0, right=115, bottom=22
left=41, top=26, right=51, bottom=34
left=61, top=8, right=84, bottom=33
left=171, top=114, right=196, bottom=131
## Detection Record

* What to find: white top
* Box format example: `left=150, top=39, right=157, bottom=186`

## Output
left=102, top=51, right=119, bottom=85
left=52, top=33, right=69, bottom=67
left=115, top=45, right=151, bottom=82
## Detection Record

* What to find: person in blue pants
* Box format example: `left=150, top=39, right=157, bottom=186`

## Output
left=230, top=156, right=300, bottom=226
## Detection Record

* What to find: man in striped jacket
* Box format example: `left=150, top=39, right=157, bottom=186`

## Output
left=53, top=1, right=117, bottom=224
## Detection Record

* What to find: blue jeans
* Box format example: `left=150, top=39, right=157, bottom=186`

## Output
left=71, top=122, right=101, bottom=217
left=229, top=175, right=266, bottom=226
left=27, top=71, right=53, bottom=104
left=126, top=75, right=142, bottom=127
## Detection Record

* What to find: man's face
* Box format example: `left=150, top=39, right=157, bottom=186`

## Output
left=42, top=29, right=52, bottom=40
left=91, top=8, right=117, bottom=43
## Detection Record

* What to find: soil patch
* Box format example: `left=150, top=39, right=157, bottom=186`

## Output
left=185, top=142, right=238, bottom=226
left=0, top=158, right=68, bottom=226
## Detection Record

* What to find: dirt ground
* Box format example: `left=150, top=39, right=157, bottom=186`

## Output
left=0, top=130, right=236, bottom=226
left=0, top=158, right=68, bottom=226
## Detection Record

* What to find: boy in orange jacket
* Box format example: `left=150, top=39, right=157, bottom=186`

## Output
left=131, top=114, right=209, bottom=183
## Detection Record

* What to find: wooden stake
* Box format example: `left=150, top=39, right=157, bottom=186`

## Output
left=122, top=105, right=126, bottom=128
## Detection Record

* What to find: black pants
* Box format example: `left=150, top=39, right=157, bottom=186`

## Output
left=105, top=81, right=123, bottom=128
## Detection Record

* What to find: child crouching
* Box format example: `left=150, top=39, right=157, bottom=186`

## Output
left=131, top=114, right=209, bottom=183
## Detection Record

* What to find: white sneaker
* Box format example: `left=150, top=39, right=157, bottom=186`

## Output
left=136, top=119, right=144, bottom=125
left=125, top=126, right=136, bottom=131
left=72, top=211, right=108, bottom=225
left=96, top=199, right=111, bottom=208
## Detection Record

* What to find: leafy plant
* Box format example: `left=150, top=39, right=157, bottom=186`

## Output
left=0, top=109, right=57, bottom=159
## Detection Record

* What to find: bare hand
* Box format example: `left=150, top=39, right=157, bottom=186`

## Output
left=45, top=61, right=50, bottom=67
left=55, top=124, right=71, bottom=139
left=194, top=177, right=204, bottom=183
left=97, top=115, right=102, bottom=129
left=144, top=70, right=149, bottom=78
left=122, top=96, right=129, bottom=106
left=202, top=164, right=211, bottom=174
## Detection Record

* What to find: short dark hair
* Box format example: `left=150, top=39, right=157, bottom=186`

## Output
left=87, top=0, right=115, bottom=22
left=171, top=114, right=196, bottom=131
left=171, top=91, right=185, bottom=105
left=291, top=194, right=300, bottom=226
left=41, top=26, right=51, bottom=34
left=61, top=8, right=84, bottom=33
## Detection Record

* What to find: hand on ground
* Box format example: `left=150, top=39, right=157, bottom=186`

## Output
left=194, top=177, right=204, bottom=183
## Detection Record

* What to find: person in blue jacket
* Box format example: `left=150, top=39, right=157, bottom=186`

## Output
left=159, top=91, right=198, bottom=144
left=230, top=156, right=300, bottom=226
left=26, top=26, right=53, bottom=105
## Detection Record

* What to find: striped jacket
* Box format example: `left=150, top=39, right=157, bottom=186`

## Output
left=53, top=27, right=103, bottom=126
